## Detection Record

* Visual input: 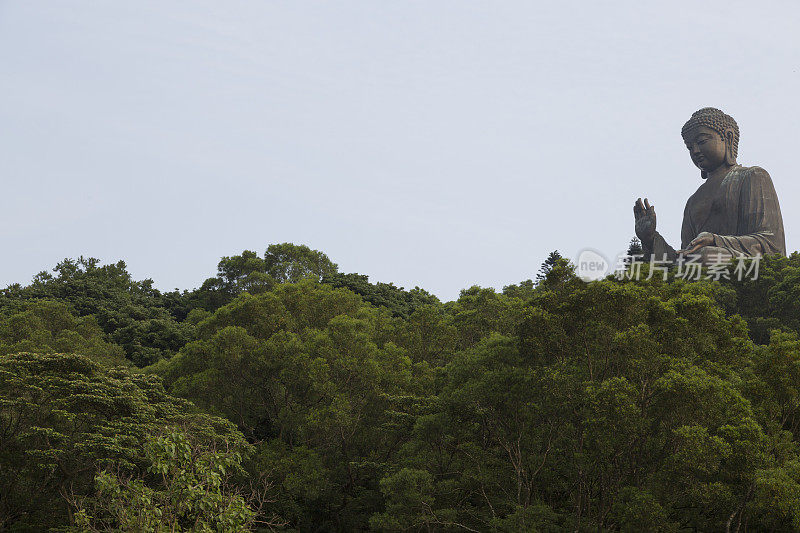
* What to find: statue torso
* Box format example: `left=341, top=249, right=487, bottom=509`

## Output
left=680, top=164, right=785, bottom=255
left=685, top=165, right=745, bottom=238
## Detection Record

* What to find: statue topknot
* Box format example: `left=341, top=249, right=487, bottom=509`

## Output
left=681, top=107, right=740, bottom=158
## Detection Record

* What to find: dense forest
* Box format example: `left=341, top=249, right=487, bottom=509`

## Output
left=3, top=243, right=800, bottom=531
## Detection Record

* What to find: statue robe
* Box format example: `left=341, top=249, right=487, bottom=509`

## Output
left=646, top=165, right=785, bottom=261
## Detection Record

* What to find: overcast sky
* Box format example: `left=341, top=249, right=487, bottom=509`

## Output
left=1, top=1, right=799, bottom=300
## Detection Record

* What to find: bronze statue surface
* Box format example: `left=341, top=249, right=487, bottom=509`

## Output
left=634, top=107, right=785, bottom=263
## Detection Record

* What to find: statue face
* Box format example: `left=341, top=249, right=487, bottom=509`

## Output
left=683, top=126, right=727, bottom=171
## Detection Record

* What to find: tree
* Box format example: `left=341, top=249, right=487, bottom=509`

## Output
left=448, top=286, right=522, bottom=349
left=187, top=244, right=337, bottom=313
left=536, top=250, right=564, bottom=284
left=376, top=277, right=800, bottom=530
left=502, top=278, right=536, bottom=299
left=0, top=299, right=126, bottom=366
left=720, top=252, right=800, bottom=344
left=536, top=254, right=578, bottom=291
left=188, top=250, right=275, bottom=312
left=5, top=246, right=800, bottom=530
left=264, top=243, right=338, bottom=283
left=69, top=428, right=283, bottom=532
left=157, top=280, right=426, bottom=530
left=0, top=257, right=191, bottom=366
left=322, top=271, right=439, bottom=318
left=627, top=236, right=644, bottom=257
left=0, top=352, right=244, bottom=531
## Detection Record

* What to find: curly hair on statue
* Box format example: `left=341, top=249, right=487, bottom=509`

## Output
left=681, top=107, right=740, bottom=158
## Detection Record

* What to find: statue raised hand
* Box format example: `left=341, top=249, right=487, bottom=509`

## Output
left=633, top=197, right=656, bottom=248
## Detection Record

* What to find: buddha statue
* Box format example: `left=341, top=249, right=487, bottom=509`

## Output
left=633, top=107, right=785, bottom=264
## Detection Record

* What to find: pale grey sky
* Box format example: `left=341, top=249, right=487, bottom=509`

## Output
left=1, top=1, right=798, bottom=300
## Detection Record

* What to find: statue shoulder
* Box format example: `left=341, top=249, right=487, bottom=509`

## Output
left=739, top=165, right=772, bottom=181
left=735, top=166, right=779, bottom=192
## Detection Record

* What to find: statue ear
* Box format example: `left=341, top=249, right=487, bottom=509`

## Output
left=724, top=129, right=736, bottom=165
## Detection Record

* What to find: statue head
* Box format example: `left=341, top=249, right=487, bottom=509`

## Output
left=681, top=107, right=739, bottom=178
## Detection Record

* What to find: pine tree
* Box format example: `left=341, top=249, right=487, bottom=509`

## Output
left=627, top=237, right=643, bottom=257
left=625, top=237, right=644, bottom=265
left=536, top=251, right=564, bottom=284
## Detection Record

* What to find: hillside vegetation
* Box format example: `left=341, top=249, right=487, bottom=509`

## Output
left=2, top=244, right=800, bottom=531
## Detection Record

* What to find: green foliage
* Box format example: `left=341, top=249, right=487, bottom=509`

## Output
left=265, top=242, right=338, bottom=283
left=721, top=252, right=800, bottom=344
left=447, top=286, right=525, bottom=349
left=0, top=299, right=126, bottom=365
left=158, top=280, right=425, bottom=529
left=4, top=245, right=800, bottom=530
left=0, top=352, right=243, bottom=531
left=322, top=272, right=439, bottom=318
left=187, top=250, right=275, bottom=312
left=627, top=237, right=644, bottom=257
left=71, top=429, right=267, bottom=532
left=379, top=278, right=800, bottom=531
left=502, top=278, right=536, bottom=299
left=536, top=250, right=565, bottom=284
left=369, top=468, right=434, bottom=531
left=187, top=243, right=337, bottom=313
left=0, top=257, right=190, bottom=365
left=392, top=303, right=458, bottom=367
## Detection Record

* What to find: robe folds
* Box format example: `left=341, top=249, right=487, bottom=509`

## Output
left=645, top=165, right=785, bottom=261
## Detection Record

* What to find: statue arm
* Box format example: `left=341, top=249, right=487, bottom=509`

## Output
left=643, top=232, right=678, bottom=262
left=680, top=202, right=695, bottom=251
left=709, top=167, right=786, bottom=256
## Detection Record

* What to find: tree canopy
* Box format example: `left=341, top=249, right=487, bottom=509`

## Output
left=3, top=245, right=800, bottom=531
